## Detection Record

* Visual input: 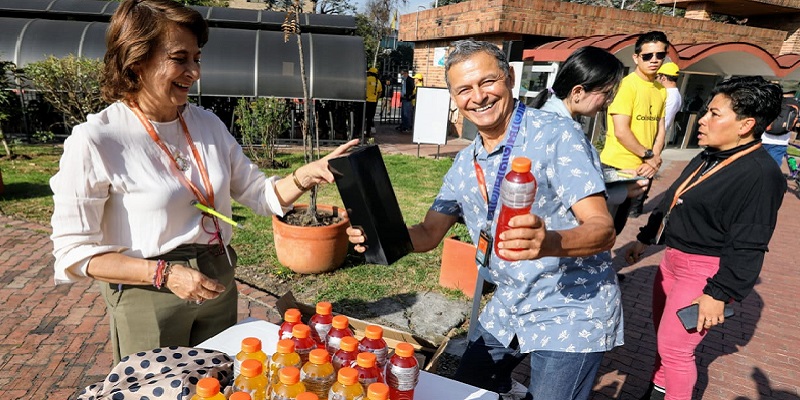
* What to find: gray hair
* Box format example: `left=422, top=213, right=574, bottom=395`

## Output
left=444, top=40, right=510, bottom=90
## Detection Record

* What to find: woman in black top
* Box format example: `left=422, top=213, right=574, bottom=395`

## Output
left=625, top=76, right=786, bottom=400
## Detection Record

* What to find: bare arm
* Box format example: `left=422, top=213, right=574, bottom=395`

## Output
left=347, top=209, right=459, bottom=254
left=611, top=114, right=648, bottom=158
left=496, top=194, right=615, bottom=260
left=87, top=253, right=225, bottom=302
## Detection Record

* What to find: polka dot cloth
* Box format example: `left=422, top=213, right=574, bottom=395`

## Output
left=76, top=346, right=233, bottom=400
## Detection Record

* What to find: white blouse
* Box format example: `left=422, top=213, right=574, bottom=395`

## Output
left=50, top=102, right=290, bottom=284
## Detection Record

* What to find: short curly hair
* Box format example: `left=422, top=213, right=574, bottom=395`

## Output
left=101, top=0, right=208, bottom=103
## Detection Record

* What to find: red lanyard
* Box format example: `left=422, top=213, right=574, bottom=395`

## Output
left=129, top=102, right=216, bottom=208
left=669, top=143, right=761, bottom=212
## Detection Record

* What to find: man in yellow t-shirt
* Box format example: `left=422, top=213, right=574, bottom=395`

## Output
left=365, top=67, right=383, bottom=137
left=600, top=31, right=669, bottom=232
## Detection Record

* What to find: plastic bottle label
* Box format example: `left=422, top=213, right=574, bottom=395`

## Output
left=234, top=359, right=242, bottom=378
left=386, top=365, right=419, bottom=391
left=300, top=372, right=335, bottom=397
left=329, top=393, right=364, bottom=400
left=500, top=181, right=536, bottom=208
left=314, top=323, right=332, bottom=343
left=280, top=331, right=294, bottom=340
left=358, top=345, right=388, bottom=367
left=326, top=336, right=342, bottom=354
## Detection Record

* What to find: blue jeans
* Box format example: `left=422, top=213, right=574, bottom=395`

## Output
left=763, top=143, right=786, bottom=167
left=400, top=100, right=413, bottom=130
left=454, top=323, right=605, bottom=400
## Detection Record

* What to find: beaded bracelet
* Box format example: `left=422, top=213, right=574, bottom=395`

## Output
left=292, top=170, right=311, bottom=191
left=153, top=259, right=172, bottom=289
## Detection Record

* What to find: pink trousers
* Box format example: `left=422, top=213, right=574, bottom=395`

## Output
left=650, top=247, right=720, bottom=400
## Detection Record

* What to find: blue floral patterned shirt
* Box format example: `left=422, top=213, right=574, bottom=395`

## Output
left=432, top=103, right=624, bottom=353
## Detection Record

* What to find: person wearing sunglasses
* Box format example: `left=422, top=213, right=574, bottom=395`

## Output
left=49, top=0, right=358, bottom=365
left=599, top=31, right=670, bottom=231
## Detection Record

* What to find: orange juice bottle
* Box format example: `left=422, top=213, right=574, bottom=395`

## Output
left=366, top=383, right=390, bottom=400
left=230, top=392, right=253, bottom=400
left=190, top=377, right=226, bottom=400
left=269, top=339, right=303, bottom=394
left=235, top=358, right=269, bottom=400
left=331, top=336, right=359, bottom=372
left=271, top=366, right=306, bottom=400
left=300, top=349, right=336, bottom=398
left=329, top=367, right=366, bottom=400
left=236, top=337, right=269, bottom=378
left=292, top=324, right=317, bottom=365
left=296, top=393, right=318, bottom=400
left=279, top=308, right=303, bottom=340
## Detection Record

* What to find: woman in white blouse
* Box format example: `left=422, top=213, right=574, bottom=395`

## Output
left=50, top=0, right=357, bottom=364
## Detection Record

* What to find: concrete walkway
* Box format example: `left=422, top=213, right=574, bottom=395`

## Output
left=1, top=125, right=798, bottom=399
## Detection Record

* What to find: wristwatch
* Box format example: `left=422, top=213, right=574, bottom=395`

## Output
left=642, top=149, right=654, bottom=160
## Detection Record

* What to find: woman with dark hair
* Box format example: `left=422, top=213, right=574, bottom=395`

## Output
left=532, top=46, right=648, bottom=219
left=625, top=76, right=785, bottom=400
left=50, top=0, right=357, bottom=364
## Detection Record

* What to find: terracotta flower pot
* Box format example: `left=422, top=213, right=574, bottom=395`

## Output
left=272, top=204, right=350, bottom=274
left=439, top=236, right=478, bottom=298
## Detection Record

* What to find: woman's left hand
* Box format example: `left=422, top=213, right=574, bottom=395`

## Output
left=693, top=294, right=727, bottom=331
left=295, top=139, right=360, bottom=187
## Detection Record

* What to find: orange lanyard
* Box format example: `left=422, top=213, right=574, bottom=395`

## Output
left=667, top=143, right=761, bottom=213
left=129, top=102, right=216, bottom=208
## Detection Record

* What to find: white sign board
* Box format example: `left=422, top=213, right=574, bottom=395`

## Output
left=412, top=87, right=451, bottom=146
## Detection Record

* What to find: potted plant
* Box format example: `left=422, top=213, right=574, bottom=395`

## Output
left=271, top=0, right=350, bottom=274
left=439, top=222, right=479, bottom=298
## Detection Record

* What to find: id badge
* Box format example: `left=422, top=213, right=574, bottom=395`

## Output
left=475, top=229, right=493, bottom=268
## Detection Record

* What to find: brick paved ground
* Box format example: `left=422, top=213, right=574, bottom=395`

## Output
left=1, top=132, right=798, bottom=399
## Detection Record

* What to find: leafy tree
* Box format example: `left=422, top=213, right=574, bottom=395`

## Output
left=355, top=13, right=380, bottom=69
left=233, top=97, right=290, bottom=167
left=315, top=0, right=356, bottom=14
left=0, top=61, right=16, bottom=157
left=363, top=0, right=408, bottom=67
left=23, top=55, right=106, bottom=130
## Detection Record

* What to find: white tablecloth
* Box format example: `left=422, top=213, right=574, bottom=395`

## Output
left=198, top=318, right=498, bottom=400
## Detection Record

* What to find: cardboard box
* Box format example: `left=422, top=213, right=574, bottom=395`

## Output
left=328, top=145, right=413, bottom=265
left=276, top=291, right=448, bottom=372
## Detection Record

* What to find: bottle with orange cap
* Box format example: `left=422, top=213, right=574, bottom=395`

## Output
left=190, top=377, right=226, bottom=400
left=271, top=366, right=306, bottom=400
left=296, top=392, right=318, bottom=400
left=366, top=383, right=390, bottom=400
left=300, top=348, right=336, bottom=398
left=291, top=324, right=317, bottom=365
left=269, top=339, right=303, bottom=395
left=328, top=367, right=365, bottom=400
left=331, top=336, right=359, bottom=372
left=230, top=392, right=253, bottom=400
left=494, top=156, right=537, bottom=260
left=235, top=358, right=269, bottom=400
left=308, top=302, right=333, bottom=348
left=326, top=315, right=354, bottom=356
left=235, top=337, right=269, bottom=379
left=358, top=325, right=388, bottom=368
left=385, top=343, right=419, bottom=400
left=353, top=352, right=384, bottom=394
left=279, top=308, right=303, bottom=340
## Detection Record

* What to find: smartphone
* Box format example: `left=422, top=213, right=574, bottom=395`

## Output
left=676, top=303, right=735, bottom=331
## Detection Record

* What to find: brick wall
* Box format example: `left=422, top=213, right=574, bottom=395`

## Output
left=751, top=13, right=800, bottom=55
left=400, top=0, right=790, bottom=60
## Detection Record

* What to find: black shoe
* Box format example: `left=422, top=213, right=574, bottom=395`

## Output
left=617, top=273, right=626, bottom=282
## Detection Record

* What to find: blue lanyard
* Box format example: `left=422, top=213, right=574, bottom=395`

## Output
left=473, top=101, right=526, bottom=222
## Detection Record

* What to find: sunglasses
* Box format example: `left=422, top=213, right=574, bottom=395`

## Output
left=639, top=52, right=667, bottom=62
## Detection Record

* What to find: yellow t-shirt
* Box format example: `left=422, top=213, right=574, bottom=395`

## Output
left=366, top=75, right=382, bottom=103
left=600, top=72, right=666, bottom=170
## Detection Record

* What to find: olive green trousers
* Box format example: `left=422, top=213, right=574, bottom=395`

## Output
left=99, top=244, right=238, bottom=364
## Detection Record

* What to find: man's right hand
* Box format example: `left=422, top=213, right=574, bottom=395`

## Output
left=624, top=242, right=648, bottom=265
left=346, top=226, right=367, bottom=253
left=636, top=162, right=657, bottom=179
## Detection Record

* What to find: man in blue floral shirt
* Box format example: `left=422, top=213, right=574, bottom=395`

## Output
left=348, top=40, right=622, bottom=400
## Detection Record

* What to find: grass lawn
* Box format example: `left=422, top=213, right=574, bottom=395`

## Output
left=0, top=144, right=467, bottom=306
